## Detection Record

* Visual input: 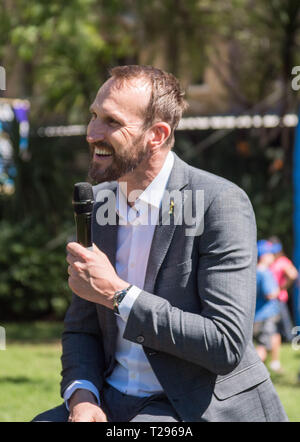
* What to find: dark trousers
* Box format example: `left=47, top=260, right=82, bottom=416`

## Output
left=32, top=383, right=181, bottom=422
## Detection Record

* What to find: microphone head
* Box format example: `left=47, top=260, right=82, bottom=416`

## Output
left=73, top=182, right=94, bottom=214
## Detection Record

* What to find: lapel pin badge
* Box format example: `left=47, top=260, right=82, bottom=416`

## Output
left=168, top=198, right=175, bottom=215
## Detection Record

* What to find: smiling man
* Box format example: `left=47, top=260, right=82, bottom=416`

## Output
left=33, top=65, right=287, bottom=422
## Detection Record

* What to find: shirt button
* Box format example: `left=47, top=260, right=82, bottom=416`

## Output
left=136, top=335, right=145, bottom=344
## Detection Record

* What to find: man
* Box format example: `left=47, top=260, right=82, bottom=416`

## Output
left=34, top=65, right=287, bottom=422
left=253, top=240, right=280, bottom=365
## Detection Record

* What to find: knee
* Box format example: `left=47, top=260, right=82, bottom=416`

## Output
left=31, top=404, right=68, bottom=422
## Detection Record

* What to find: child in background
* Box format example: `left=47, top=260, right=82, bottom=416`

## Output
left=268, top=236, right=298, bottom=372
left=254, top=240, right=280, bottom=366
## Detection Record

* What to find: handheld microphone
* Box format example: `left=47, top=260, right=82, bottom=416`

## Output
left=72, top=182, right=94, bottom=248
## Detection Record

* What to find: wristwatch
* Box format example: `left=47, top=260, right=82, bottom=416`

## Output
left=113, top=285, right=133, bottom=314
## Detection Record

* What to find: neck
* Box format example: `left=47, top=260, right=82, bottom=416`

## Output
left=118, top=148, right=170, bottom=205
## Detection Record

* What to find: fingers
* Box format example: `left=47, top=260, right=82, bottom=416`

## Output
left=67, top=241, right=86, bottom=256
left=67, top=242, right=94, bottom=261
left=66, top=242, right=104, bottom=260
left=66, top=250, right=86, bottom=266
left=67, top=405, right=107, bottom=422
left=66, top=244, right=107, bottom=270
left=66, top=252, right=83, bottom=266
left=67, top=259, right=86, bottom=276
left=67, top=253, right=85, bottom=272
left=95, top=410, right=108, bottom=422
left=68, top=265, right=77, bottom=277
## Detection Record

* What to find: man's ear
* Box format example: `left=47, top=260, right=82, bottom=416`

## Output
left=148, top=122, right=171, bottom=150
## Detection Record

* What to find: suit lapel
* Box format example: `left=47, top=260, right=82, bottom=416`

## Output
left=93, top=204, right=118, bottom=268
left=143, top=153, right=189, bottom=293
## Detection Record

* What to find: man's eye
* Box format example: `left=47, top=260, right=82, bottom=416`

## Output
left=107, top=117, right=120, bottom=126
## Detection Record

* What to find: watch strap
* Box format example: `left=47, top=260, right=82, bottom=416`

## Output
left=113, top=284, right=133, bottom=314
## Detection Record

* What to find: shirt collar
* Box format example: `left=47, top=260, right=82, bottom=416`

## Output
left=116, top=150, right=174, bottom=220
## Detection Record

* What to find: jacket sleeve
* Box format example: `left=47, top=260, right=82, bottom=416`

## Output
left=60, top=293, right=105, bottom=397
left=123, top=186, right=257, bottom=375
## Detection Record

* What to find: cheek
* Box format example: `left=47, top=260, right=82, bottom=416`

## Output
left=119, top=126, right=142, bottom=144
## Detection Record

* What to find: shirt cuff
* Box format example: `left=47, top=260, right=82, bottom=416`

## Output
left=117, top=285, right=142, bottom=322
left=63, top=380, right=100, bottom=411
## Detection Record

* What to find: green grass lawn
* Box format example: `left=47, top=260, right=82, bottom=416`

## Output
left=268, top=344, right=300, bottom=422
left=1, top=321, right=300, bottom=422
left=0, top=322, right=63, bottom=422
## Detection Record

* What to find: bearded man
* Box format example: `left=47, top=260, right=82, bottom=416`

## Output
left=33, top=65, right=287, bottom=422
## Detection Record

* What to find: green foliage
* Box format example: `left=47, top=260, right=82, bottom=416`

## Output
left=210, top=0, right=300, bottom=107
left=0, top=132, right=89, bottom=320
left=2, top=0, right=138, bottom=123
left=2, top=0, right=300, bottom=120
left=0, top=219, right=71, bottom=320
left=0, top=130, right=89, bottom=225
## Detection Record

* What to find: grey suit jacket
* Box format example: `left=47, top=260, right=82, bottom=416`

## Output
left=61, top=152, right=285, bottom=422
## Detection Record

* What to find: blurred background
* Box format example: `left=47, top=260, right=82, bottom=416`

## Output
left=0, top=0, right=300, bottom=421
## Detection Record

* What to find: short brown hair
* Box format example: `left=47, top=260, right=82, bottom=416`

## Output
left=109, top=65, right=188, bottom=148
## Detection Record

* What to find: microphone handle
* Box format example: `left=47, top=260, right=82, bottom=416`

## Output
left=75, top=212, right=93, bottom=248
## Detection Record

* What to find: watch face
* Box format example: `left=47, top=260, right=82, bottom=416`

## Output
left=113, top=290, right=124, bottom=313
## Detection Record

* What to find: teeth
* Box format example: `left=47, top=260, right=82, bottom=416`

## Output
left=95, top=147, right=112, bottom=156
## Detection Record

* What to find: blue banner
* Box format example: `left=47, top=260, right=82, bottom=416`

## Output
left=293, top=110, right=300, bottom=326
left=0, top=99, right=30, bottom=193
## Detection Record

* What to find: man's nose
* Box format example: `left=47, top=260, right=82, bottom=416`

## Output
left=86, top=134, right=101, bottom=144
left=86, top=121, right=106, bottom=144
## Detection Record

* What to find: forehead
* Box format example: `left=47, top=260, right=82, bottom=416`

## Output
left=92, top=77, right=152, bottom=121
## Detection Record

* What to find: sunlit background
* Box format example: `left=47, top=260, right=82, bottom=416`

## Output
left=0, top=0, right=300, bottom=421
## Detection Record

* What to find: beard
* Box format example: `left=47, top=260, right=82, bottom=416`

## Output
left=88, top=133, right=149, bottom=184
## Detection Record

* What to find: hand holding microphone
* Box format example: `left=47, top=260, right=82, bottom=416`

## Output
left=67, top=182, right=128, bottom=308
